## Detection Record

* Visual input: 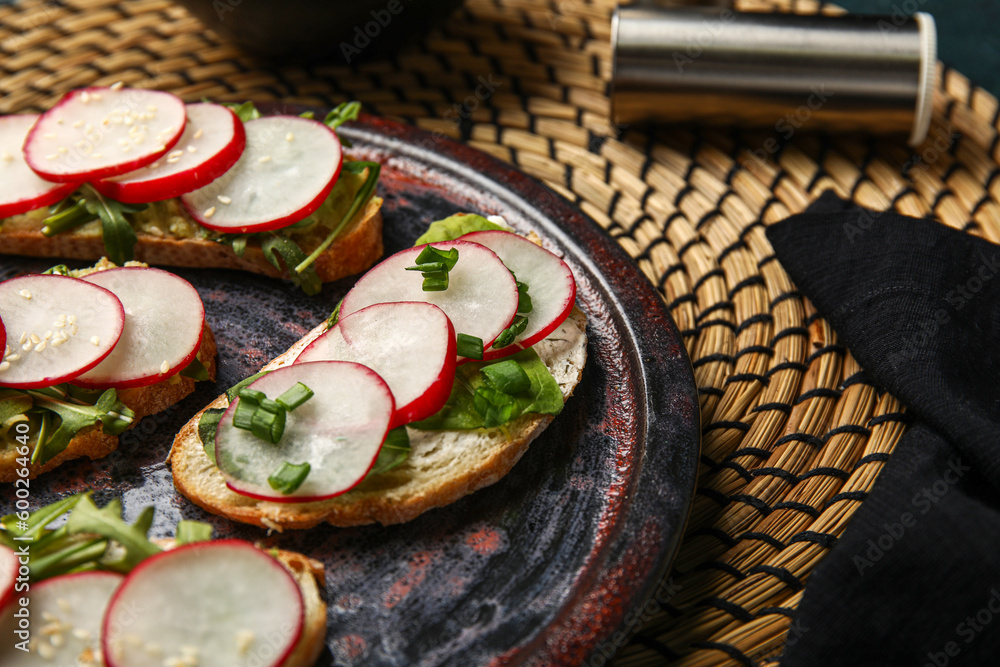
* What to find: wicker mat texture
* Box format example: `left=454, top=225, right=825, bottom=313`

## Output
left=3, top=0, right=1000, bottom=664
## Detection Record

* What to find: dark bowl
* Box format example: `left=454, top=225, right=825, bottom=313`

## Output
left=176, top=0, right=464, bottom=64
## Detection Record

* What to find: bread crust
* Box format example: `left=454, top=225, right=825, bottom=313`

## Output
left=169, top=308, right=588, bottom=530
left=0, top=196, right=383, bottom=283
left=0, top=324, right=217, bottom=482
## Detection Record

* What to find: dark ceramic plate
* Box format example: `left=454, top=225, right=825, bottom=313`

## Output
left=0, top=111, right=700, bottom=666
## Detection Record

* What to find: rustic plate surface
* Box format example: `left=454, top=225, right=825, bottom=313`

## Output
left=0, top=111, right=700, bottom=666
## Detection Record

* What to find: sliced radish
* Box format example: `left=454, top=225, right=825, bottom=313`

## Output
left=0, top=571, right=123, bottom=665
left=92, top=103, right=246, bottom=204
left=295, top=302, right=456, bottom=427
left=0, top=547, right=16, bottom=612
left=216, top=361, right=394, bottom=502
left=0, top=274, right=124, bottom=389
left=23, top=87, right=187, bottom=183
left=339, top=240, right=519, bottom=355
left=0, top=115, right=80, bottom=218
left=103, top=540, right=303, bottom=667
left=181, top=115, right=343, bottom=234
left=460, top=230, right=577, bottom=360
left=72, top=267, right=205, bottom=389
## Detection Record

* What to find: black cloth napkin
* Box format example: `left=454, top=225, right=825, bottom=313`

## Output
left=765, top=192, right=1000, bottom=667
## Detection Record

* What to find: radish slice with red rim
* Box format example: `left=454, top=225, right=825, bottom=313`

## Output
left=102, top=540, right=303, bottom=667
left=181, top=115, right=343, bottom=234
left=92, top=103, right=246, bottom=203
left=0, top=570, right=123, bottom=665
left=339, top=240, right=519, bottom=356
left=0, top=115, right=80, bottom=218
left=0, top=274, right=124, bottom=389
left=23, top=87, right=187, bottom=183
left=73, top=267, right=205, bottom=389
left=216, top=361, right=394, bottom=502
left=0, top=547, right=16, bottom=612
left=459, top=230, right=577, bottom=360
left=295, top=301, right=456, bottom=427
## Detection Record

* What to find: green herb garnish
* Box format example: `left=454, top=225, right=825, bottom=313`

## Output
left=268, top=461, right=311, bottom=495
left=457, top=333, right=484, bottom=360
left=405, top=245, right=460, bottom=291
left=276, top=382, right=314, bottom=411
left=41, top=186, right=145, bottom=265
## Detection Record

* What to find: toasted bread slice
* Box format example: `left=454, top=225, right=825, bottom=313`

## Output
left=0, top=325, right=217, bottom=482
left=169, top=308, right=588, bottom=530
left=0, top=195, right=383, bottom=283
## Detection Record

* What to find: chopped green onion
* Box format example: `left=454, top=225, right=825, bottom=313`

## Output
left=250, top=404, right=286, bottom=444
left=481, top=359, right=531, bottom=395
left=276, top=382, right=314, bottom=411
left=232, top=397, right=257, bottom=431
left=406, top=246, right=459, bottom=291
left=492, top=315, right=528, bottom=349
left=457, top=333, right=484, bottom=360
left=238, top=388, right=266, bottom=405
left=268, top=461, right=311, bottom=495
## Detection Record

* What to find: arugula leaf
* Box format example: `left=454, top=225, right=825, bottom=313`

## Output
left=26, top=387, right=134, bottom=465
left=175, top=520, right=213, bottom=545
left=224, top=101, right=262, bottom=122
left=78, top=185, right=144, bottom=265
left=324, top=101, right=362, bottom=147
left=0, top=494, right=84, bottom=547
left=198, top=408, right=226, bottom=464
left=368, top=427, right=411, bottom=476
left=295, top=161, right=381, bottom=275
left=0, top=390, right=32, bottom=424
left=180, top=356, right=211, bottom=381
left=413, top=213, right=509, bottom=245
left=411, top=348, right=564, bottom=430
left=259, top=233, right=323, bottom=296
left=65, top=496, right=162, bottom=572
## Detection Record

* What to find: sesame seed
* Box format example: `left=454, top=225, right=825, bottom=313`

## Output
left=258, top=155, right=272, bottom=163
left=49, top=632, right=65, bottom=647
left=169, top=150, right=184, bottom=158
left=73, top=120, right=84, bottom=128
left=160, top=360, right=169, bottom=373
left=45, top=154, right=57, bottom=160
left=166, top=157, right=180, bottom=163
left=67, top=314, right=77, bottom=324
left=91, top=93, right=102, bottom=101
left=122, top=145, right=132, bottom=153
left=6, top=354, right=19, bottom=362
left=35, top=341, right=46, bottom=352
left=90, top=336, right=101, bottom=346
left=19, top=289, right=31, bottom=299
left=85, top=123, right=93, bottom=133
left=1, top=151, right=12, bottom=162
left=217, top=195, right=231, bottom=204
left=193, top=129, right=204, bottom=139
left=110, top=81, right=124, bottom=90
left=148, top=162, right=161, bottom=170
left=70, top=324, right=79, bottom=336
left=29, top=334, right=40, bottom=345
left=0, top=362, right=10, bottom=373
left=286, top=132, right=295, bottom=142
left=148, top=104, right=158, bottom=112
left=37, top=642, right=55, bottom=659
left=21, top=342, right=32, bottom=352
left=19, top=332, right=27, bottom=344
left=81, top=91, right=91, bottom=103
left=44, top=331, right=53, bottom=340
left=203, top=206, right=216, bottom=218
left=43, top=132, right=56, bottom=139
left=72, top=628, right=91, bottom=641
left=51, top=336, right=66, bottom=347
left=57, top=147, right=67, bottom=154
left=187, top=145, right=197, bottom=153
left=144, top=642, right=162, bottom=656
left=93, top=153, right=103, bottom=158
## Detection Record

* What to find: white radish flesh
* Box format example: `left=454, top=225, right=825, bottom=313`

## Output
left=73, top=267, right=205, bottom=389
left=217, top=361, right=394, bottom=502
left=295, top=301, right=456, bottom=427
left=339, top=240, right=519, bottom=354
left=0, top=115, right=80, bottom=218
left=459, top=230, right=577, bottom=360
left=0, top=547, right=16, bottom=612
left=23, top=87, right=186, bottom=183
left=0, top=274, right=124, bottom=389
left=103, top=540, right=303, bottom=667
left=181, top=115, right=343, bottom=234
left=0, top=571, right=123, bottom=666
left=92, top=103, right=246, bottom=203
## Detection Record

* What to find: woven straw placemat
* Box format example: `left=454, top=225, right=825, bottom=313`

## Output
left=3, top=0, right=999, bottom=664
